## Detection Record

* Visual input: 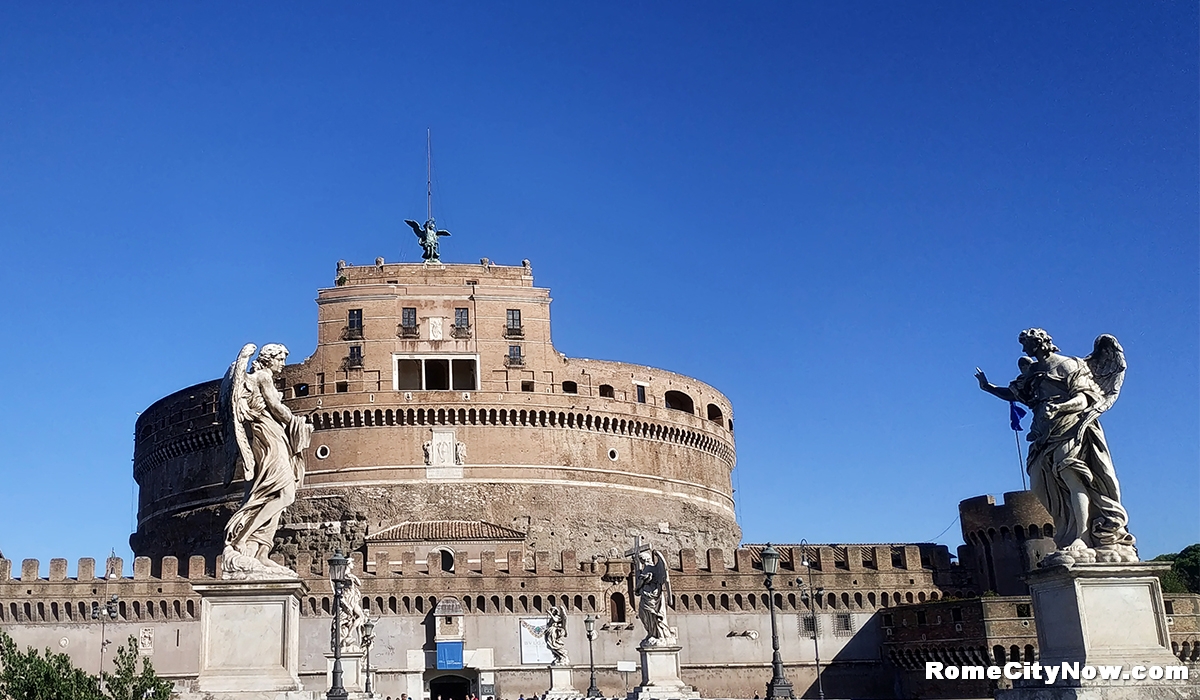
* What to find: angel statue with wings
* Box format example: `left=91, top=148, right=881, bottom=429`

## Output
left=975, top=329, right=1136, bottom=566
left=405, top=217, right=451, bottom=262
left=543, top=605, right=569, bottom=665
left=219, top=343, right=313, bottom=579
left=632, top=545, right=677, bottom=647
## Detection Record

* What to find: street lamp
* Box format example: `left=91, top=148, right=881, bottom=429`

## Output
left=761, top=544, right=794, bottom=700
left=584, top=615, right=601, bottom=697
left=92, top=593, right=119, bottom=693
left=362, top=618, right=377, bottom=697
left=797, top=539, right=826, bottom=700
left=327, top=550, right=350, bottom=700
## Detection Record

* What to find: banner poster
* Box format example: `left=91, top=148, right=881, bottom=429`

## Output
left=519, top=617, right=554, bottom=665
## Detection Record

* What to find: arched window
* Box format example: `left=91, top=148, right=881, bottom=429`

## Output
left=599, top=384, right=614, bottom=398
left=440, top=549, right=455, bottom=573
left=610, top=593, right=626, bottom=622
left=706, top=403, right=724, bottom=425
left=664, top=391, right=695, bottom=414
left=562, top=381, right=578, bottom=394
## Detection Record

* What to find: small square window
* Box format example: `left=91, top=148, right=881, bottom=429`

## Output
left=335, top=381, right=349, bottom=393
left=835, top=613, right=852, bottom=634
left=562, top=381, right=578, bottom=394
left=521, top=381, right=534, bottom=392
left=508, top=345, right=522, bottom=361
left=636, top=385, right=646, bottom=403
left=349, top=346, right=362, bottom=361
left=401, top=307, right=417, bottom=328
left=1016, top=604, right=1031, bottom=618
left=801, top=614, right=817, bottom=635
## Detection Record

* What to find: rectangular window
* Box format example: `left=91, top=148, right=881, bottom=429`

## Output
left=916, top=611, right=927, bottom=626
left=801, top=614, right=817, bottom=635
left=951, top=607, right=963, bottom=622
left=521, top=381, right=534, bottom=392
left=316, top=372, right=325, bottom=395
left=348, top=309, right=363, bottom=329
left=396, top=360, right=421, bottom=390
left=636, top=385, right=646, bottom=403
left=424, top=359, right=450, bottom=391
left=1164, top=600, right=1174, bottom=615
left=452, top=359, right=477, bottom=390
left=1016, top=603, right=1032, bottom=618
left=506, top=309, right=521, bottom=329
left=335, top=381, right=349, bottom=393
left=835, top=613, right=853, bottom=634
left=402, top=307, right=417, bottom=328
left=455, top=308, right=469, bottom=327
left=881, top=614, right=894, bottom=628
left=508, top=345, right=523, bottom=362
left=349, top=345, right=362, bottom=361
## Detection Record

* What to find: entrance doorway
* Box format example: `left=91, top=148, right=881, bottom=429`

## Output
left=429, top=674, right=472, bottom=700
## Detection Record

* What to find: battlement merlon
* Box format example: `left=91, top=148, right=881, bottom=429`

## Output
left=0, top=544, right=958, bottom=589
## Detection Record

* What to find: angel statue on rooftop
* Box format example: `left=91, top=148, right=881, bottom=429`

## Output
left=975, top=328, right=1136, bottom=566
left=219, top=343, right=313, bottom=580
left=405, top=217, right=450, bottom=262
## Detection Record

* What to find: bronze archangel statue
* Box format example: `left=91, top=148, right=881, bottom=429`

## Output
left=975, top=328, right=1136, bottom=565
left=405, top=217, right=450, bottom=262
left=219, top=343, right=313, bottom=579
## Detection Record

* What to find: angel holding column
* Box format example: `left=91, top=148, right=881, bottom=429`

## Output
left=975, top=328, right=1137, bottom=565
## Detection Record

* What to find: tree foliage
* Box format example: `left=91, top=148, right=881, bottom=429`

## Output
left=0, top=631, right=172, bottom=700
left=1153, top=543, right=1200, bottom=594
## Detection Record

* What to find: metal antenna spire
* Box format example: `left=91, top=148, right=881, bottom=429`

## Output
left=426, top=128, right=432, bottom=222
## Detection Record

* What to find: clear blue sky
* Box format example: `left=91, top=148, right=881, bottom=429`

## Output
left=1, top=3, right=1196, bottom=569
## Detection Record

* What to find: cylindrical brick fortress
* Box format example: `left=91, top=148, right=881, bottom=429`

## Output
left=131, top=260, right=740, bottom=562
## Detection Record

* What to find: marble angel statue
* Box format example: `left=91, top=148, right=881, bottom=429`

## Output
left=543, top=604, right=569, bottom=665
left=975, top=328, right=1136, bottom=565
left=219, top=343, right=313, bottom=579
left=632, top=546, right=677, bottom=646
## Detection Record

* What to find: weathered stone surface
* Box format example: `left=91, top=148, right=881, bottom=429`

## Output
left=193, top=579, right=307, bottom=693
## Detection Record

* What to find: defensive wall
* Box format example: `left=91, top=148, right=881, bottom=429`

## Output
left=0, top=542, right=963, bottom=699
left=957, top=491, right=1057, bottom=596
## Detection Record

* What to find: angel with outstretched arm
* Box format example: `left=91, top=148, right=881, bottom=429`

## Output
left=975, top=329, right=1135, bottom=565
left=405, top=218, right=451, bottom=261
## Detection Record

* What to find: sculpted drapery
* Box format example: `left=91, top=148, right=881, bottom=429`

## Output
left=976, top=329, right=1136, bottom=565
left=633, top=548, right=677, bottom=647
left=220, top=343, right=313, bottom=579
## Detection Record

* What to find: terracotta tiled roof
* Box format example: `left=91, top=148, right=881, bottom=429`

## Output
left=366, top=520, right=527, bottom=543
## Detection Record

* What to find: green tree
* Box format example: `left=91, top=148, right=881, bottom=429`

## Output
left=1153, top=543, right=1200, bottom=594
left=0, top=629, right=102, bottom=700
left=100, top=636, right=173, bottom=700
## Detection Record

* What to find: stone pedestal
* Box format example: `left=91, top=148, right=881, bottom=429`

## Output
left=626, top=646, right=700, bottom=700
left=193, top=579, right=308, bottom=696
left=325, top=651, right=367, bottom=693
left=998, top=563, right=1195, bottom=700
left=543, top=665, right=580, bottom=700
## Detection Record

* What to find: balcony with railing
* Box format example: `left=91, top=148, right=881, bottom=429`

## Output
left=397, top=324, right=420, bottom=339
left=451, top=324, right=472, bottom=339
left=343, top=326, right=364, bottom=341
left=504, top=354, right=525, bottom=367
left=503, top=324, right=524, bottom=339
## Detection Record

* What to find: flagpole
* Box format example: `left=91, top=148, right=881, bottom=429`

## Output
left=1013, top=430, right=1027, bottom=491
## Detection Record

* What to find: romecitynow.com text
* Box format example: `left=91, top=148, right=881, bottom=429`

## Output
left=926, top=661, right=1189, bottom=684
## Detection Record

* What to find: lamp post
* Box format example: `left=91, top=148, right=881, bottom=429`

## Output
left=362, top=618, right=376, bottom=697
left=584, top=614, right=601, bottom=697
left=761, top=544, right=794, bottom=700
left=92, top=592, right=118, bottom=693
left=797, top=540, right=825, bottom=700
left=327, top=550, right=350, bottom=700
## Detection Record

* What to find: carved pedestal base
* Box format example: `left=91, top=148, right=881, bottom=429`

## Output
left=626, top=646, right=700, bottom=700
left=997, top=563, right=1195, bottom=700
left=542, top=666, right=581, bottom=700
left=324, top=651, right=367, bottom=694
left=191, top=579, right=309, bottom=698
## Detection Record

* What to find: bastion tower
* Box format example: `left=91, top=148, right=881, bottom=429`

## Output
left=131, top=258, right=740, bottom=565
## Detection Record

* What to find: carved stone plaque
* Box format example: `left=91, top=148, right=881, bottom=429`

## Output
left=426, top=429, right=462, bottom=479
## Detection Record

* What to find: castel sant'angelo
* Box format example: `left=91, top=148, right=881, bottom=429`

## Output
left=1, top=233, right=1197, bottom=700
